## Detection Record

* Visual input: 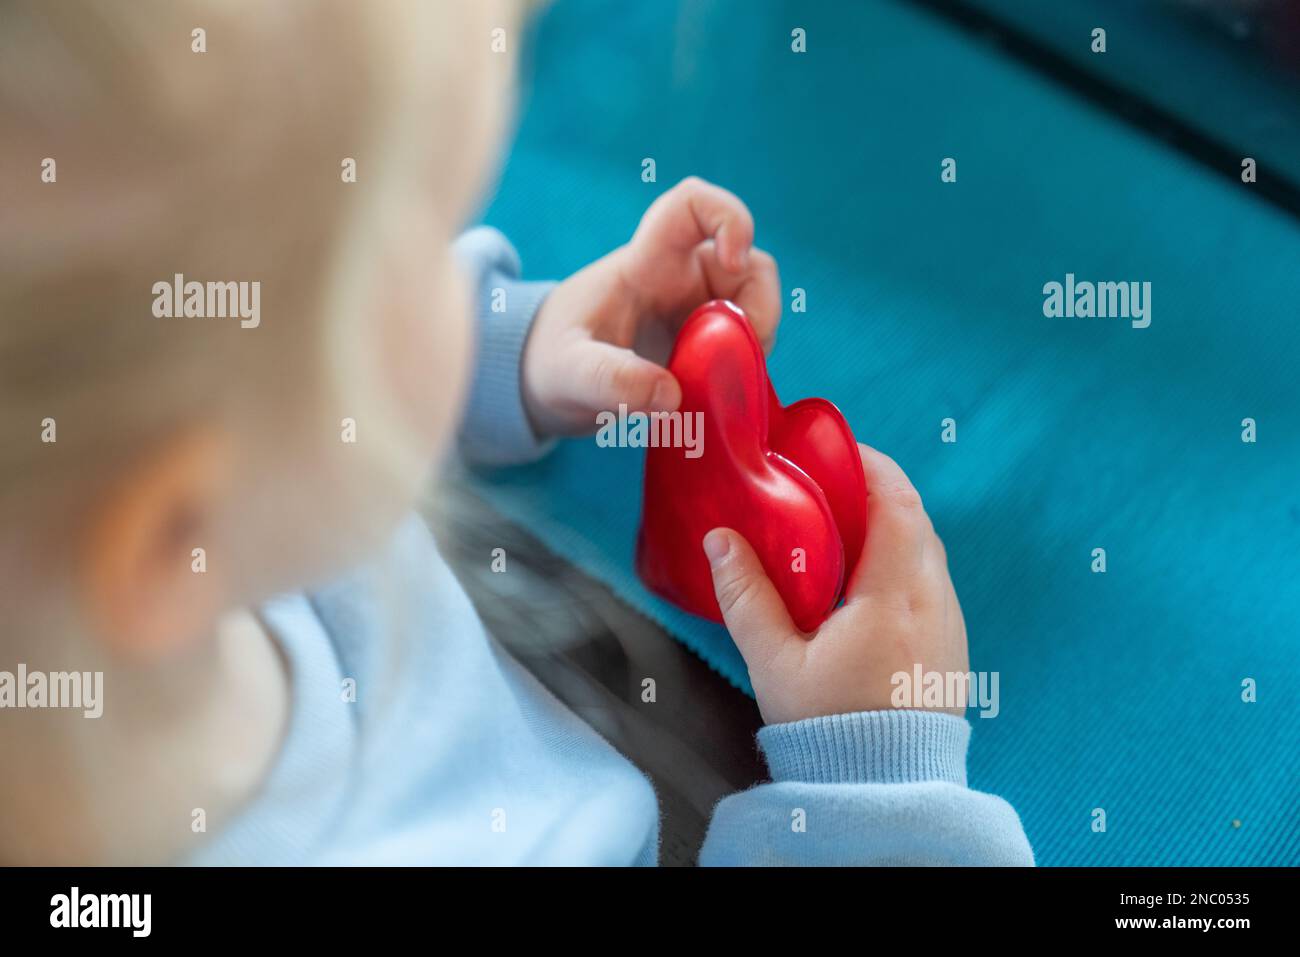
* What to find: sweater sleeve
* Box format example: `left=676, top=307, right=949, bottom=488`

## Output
left=699, top=710, right=1035, bottom=866
left=452, top=227, right=558, bottom=467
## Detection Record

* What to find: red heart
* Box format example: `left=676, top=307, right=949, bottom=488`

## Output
left=636, top=299, right=867, bottom=633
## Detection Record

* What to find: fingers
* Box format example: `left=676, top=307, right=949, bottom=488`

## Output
left=845, top=443, right=934, bottom=599
left=698, top=244, right=781, bottom=352
left=571, top=340, right=681, bottom=421
left=626, top=177, right=782, bottom=351
left=635, top=177, right=755, bottom=273
left=703, top=528, right=802, bottom=671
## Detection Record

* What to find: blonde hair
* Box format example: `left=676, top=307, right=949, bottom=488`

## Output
left=0, top=0, right=514, bottom=532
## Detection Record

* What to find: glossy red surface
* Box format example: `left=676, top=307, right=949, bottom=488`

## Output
left=636, top=300, right=867, bottom=633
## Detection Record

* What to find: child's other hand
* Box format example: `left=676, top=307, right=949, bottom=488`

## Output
left=521, top=177, right=781, bottom=437
left=703, top=445, right=970, bottom=726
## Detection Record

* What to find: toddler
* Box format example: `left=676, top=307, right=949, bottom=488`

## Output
left=0, top=0, right=1032, bottom=865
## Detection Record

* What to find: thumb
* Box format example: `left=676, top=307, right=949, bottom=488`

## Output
left=573, top=340, right=681, bottom=416
left=703, top=528, right=800, bottom=671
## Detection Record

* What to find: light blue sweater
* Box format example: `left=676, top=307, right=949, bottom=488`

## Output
left=186, top=229, right=1034, bottom=866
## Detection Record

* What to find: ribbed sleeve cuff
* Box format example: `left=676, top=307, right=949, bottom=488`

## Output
left=757, top=710, right=971, bottom=786
left=453, top=227, right=558, bottom=466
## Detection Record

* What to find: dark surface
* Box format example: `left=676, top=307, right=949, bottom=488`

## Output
left=425, top=472, right=765, bottom=866
left=911, top=0, right=1300, bottom=217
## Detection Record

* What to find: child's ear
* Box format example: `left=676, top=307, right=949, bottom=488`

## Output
left=79, top=428, right=233, bottom=660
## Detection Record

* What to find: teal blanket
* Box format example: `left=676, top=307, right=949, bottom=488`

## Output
left=475, top=0, right=1300, bottom=865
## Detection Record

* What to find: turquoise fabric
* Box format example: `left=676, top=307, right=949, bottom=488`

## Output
left=473, top=0, right=1300, bottom=865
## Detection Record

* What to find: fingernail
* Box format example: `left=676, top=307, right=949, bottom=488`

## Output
left=702, top=529, right=731, bottom=565
left=649, top=378, right=677, bottom=411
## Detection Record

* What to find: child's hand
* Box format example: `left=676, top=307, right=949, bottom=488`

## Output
left=521, top=177, right=781, bottom=437
left=703, top=445, right=970, bottom=726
